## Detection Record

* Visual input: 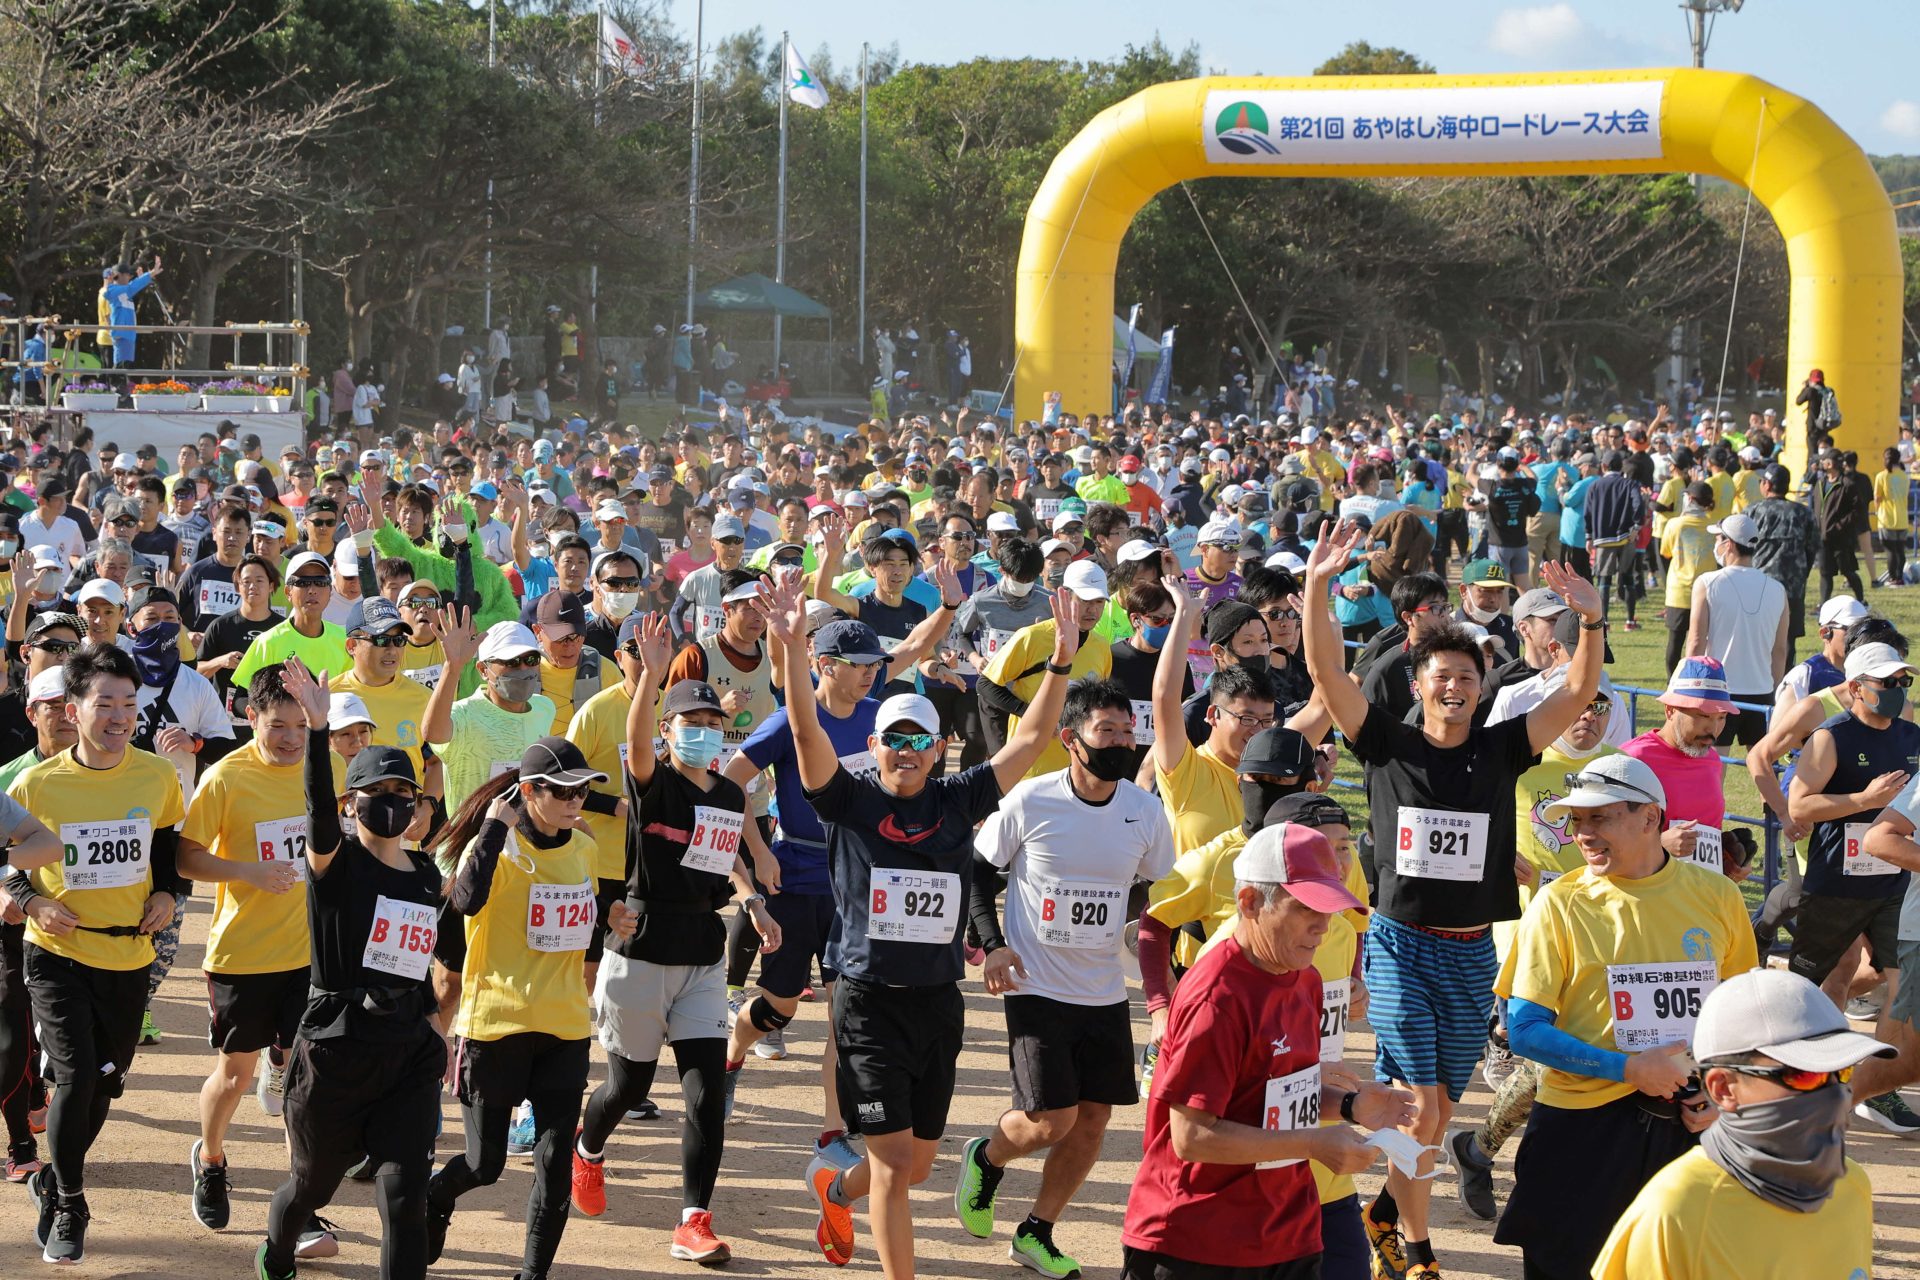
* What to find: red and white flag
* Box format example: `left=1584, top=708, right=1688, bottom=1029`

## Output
left=599, top=13, right=645, bottom=78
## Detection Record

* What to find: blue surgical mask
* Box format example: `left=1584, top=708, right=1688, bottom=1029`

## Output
left=1139, top=622, right=1173, bottom=650
left=671, top=724, right=726, bottom=769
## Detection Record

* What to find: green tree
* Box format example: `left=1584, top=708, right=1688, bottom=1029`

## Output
left=1313, top=42, right=1435, bottom=77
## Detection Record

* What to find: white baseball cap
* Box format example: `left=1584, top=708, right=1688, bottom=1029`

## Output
left=1818, top=597, right=1869, bottom=629
left=328, top=692, right=376, bottom=729
left=75, top=578, right=125, bottom=608
left=1117, top=539, right=1161, bottom=564
left=253, top=519, right=286, bottom=540
left=1707, top=512, right=1758, bottom=548
left=1693, top=968, right=1897, bottom=1072
left=333, top=541, right=360, bottom=575
left=1050, top=510, right=1085, bottom=533
left=1061, top=560, right=1109, bottom=601
left=874, top=692, right=941, bottom=736
left=26, top=667, right=65, bottom=704
left=285, top=551, right=330, bottom=580
left=594, top=499, right=627, bottom=523
left=1197, top=517, right=1244, bottom=547
left=1543, top=755, right=1668, bottom=825
left=1844, top=642, right=1917, bottom=683
left=985, top=512, right=1020, bottom=534
left=477, top=621, right=540, bottom=663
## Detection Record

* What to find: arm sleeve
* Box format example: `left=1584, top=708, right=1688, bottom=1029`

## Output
left=581, top=789, right=621, bottom=816
left=447, top=817, right=510, bottom=915
left=453, top=538, right=477, bottom=613
left=150, top=826, right=189, bottom=898
left=966, top=851, right=1007, bottom=953
left=975, top=675, right=1029, bottom=719
left=1137, top=912, right=1175, bottom=1012
left=1506, top=997, right=1627, bottom=1082
left=305, top=727, right=343, bottom=856
left=668, top=593, right=693, bottom=640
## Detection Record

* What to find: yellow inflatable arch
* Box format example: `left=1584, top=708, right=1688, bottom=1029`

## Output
left=1013, top=69, right=1900, bottom=469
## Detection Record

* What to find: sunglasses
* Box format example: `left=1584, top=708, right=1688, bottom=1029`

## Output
left=1562, top=771, right=1663, bottom=806
left=1712, top=1062, right=1852, bottom=1092
left=28, top=638, right=78, bottom=655
left=537, top=781, right=590, bottom=802
left=715, top=537, right=745, bottom=547
left=880, top=730, right=939, bottom=752
left=403, top=593, right=441, bottom=609
left=942, top=531, right=976, bottom=542
left=1579, top=698, right=1614, bottom=717
left=492, top=652, right=542, bottom=669
left=288, top=576, right=331, bottom=590
left=353, top=633, right=408, bottom=648
left=598, top=576, right=642, bottom=590
left=107, top=516, right=137, bottom=527
left=307, top=518, right=337, bottom=528
left=1259, top=607, right=1301, bottom=622
left=1866, top=675, right=1915, bottom=690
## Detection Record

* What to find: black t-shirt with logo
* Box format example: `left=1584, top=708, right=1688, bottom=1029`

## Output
left=805, top=761, right=1002, bottom=987
left=1350, top=703, right=1537, bottom=928
left=616, top=758, right=745, bottom=966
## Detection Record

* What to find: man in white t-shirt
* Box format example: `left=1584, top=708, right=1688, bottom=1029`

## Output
left=953, top=678, right=1175, bottom=1278
left=21, top=481, right=86, bottom=568
left=1686, top=512, right=1788, bottom=749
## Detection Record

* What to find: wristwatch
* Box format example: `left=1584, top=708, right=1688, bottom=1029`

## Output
left=1340, top=1090, right=1359, bottom=1123
left=742, top=893, right=767, bottom=909
left=1044, top=660, right=1073, bottom=676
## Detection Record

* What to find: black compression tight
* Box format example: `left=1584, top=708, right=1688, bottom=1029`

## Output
left=579, top=1039, right=728, bottom=1209
left=267, top=1154, right=431, bottom=1279
left=0, top=928, right=40, bottom=1153
left=47, top=1076, right=112, bottom=1197
left=428, top=1088, right=583, bottom=1277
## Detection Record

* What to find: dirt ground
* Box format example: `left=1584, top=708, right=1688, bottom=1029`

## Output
left=17, top=901, right=1920, bottom=1278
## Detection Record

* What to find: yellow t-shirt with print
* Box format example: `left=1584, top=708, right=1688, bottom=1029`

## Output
left=980, top=619, right=1111, bottom=778
left=1494, top=858, right=1757, bottom=1110
left=1593, top=1149, right=1873, bottom=1280
left=1706, top=471, right=1736, bottom=522
left=400, top=638, right=449, bottom=691
left=1659, top=512, right=1716, bottom=610
left=184, top=740, right=311, bottom=975
left=452, top=826, right=597, bottom=1042
left=15, top=748, right=187, bottom=971
left=332, top=670, right=431, bottom=775
left=1731, top=469, right=1763, bottom=515
left=1148, top=822, right=1368, bottom=969
left=568, top=682, right=635, bottom=882
left=539, top=659, right=581, bottom=735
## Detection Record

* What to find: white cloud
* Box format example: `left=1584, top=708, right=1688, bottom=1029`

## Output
left=1490, top=4, right=1587, bottom=59
left=1883, top=100, right=1920, bottom=141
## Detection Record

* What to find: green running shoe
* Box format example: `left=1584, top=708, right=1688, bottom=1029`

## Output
left=953, top=1136, right=1002, bottom=1239
left=1010, top=1224, right=1082, bottom=1278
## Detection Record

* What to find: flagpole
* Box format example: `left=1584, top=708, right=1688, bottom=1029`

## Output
left=858, top=41, right=867, bottom=371
left=684, top=0, right=703, bottom=327
left=484, top=0, right=496, bottom=330
left=590, top=1, right=603, bottom=328
left=773, top=30, right=790, bottom=375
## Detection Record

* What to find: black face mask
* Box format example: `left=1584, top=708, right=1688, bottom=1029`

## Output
left=356, top=793, right=416, bottom=840
left=1234, top=652, right=1270, bottom=678
left=1240, top=777, right=1304, bottom=836
left=1073, top=735, right=1134, bottom=783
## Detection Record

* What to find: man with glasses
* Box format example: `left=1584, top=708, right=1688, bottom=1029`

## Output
left=233, top=552, right=350, bottom=691
left=582, top=549, right=648, bottom=662
left=1301, top=523, right=1606, bottom=1280
left=332, top=595, right=472, bottom=780
left=292, top=498, right=340, bottom=563
left=670, top=514, right=751, bottom=644
left=1490, top=754, right=1755, bottom=1280
left=388, top=576, right=451, bottom=692
left=1357, top=572, right=1454, bottom=723
left=1783, top=640, right=1920, bottom=1134
left=1488, top=609, right=1632, bottom=747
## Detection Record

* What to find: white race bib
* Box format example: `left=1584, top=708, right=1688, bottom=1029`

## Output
left=1394, top=807, right=1489, bottom=882
left=1607, top=960, right=1719, bottom=1051
left=1032, top=498, right=1063, bottom=521
left=867, top=868, right=960, bottom=944
left=1031, top=879, right=1125, bottom=950
left=198, top=580, right=241, bottom=618
left=1844, top=821, right=1900, bottom=877
left=1319, top=977, right=1352, bottom=1063
left=1669, top=821, right=1722, bottom=871
left=1129, top=699, right=1157, bottom=746
left=682, top=805, right=744, bottom=876
left=402, top=662, right=444, bottom=690
left=1257, top=1063, right=1321, bottom=1169
left=838, top=750, right=878, bottom=775
left=253, top=816, right=310, bottom=883
left=980, top=628, right=1017, bottom=660
left=59, top=819, right=151, bottom=890
left=874, top=633, right=908, bottom=655
left=695, top=605, right=726, bottom=638
left=1537, top=869, right=1562, bottom=890
left=361, top=895, right=437, bottom=980
left=526, top=880, right=595, bottom=952
left=618, top=742, right=630, bottom=768
left=488, top=760, right=518, bottom=781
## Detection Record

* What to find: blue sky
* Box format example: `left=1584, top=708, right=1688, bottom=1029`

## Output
left=673, top=0, right=1919, bottom=156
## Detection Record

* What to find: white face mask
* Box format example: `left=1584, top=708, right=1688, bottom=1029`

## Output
left=1123, top=472, right=1141, bottom=485
left=602, top=590, right=641, bottom=619
left=1463, top=601, right=1500, bottom=624
left=1000, top=575, right=1036, bottom=598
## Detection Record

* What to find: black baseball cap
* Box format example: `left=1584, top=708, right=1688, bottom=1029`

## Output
left=661, top=679, right=724, bottom=717
left=1236, top=727, right=1315, bottom=778
left=344, top=745, right=418, bottom=791
left=1262, top=792, right=1350, bottom=830
left=535, top=590, right=586, bottom=632
left=812, top=620, right=889, bottom=664
left=517, top=736, right=609, bottom=787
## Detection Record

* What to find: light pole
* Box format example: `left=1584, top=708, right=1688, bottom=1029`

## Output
left=1671, top=0, right=1743, bottom=407
left=469, top=0, right=497, bottom=331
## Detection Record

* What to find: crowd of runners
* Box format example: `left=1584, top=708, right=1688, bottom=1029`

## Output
left=0, top=391, right=1909, bottom=1279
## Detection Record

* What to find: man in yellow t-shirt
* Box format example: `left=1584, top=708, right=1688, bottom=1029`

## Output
left=978, top=562, right=1112, bottom=779
left=1658, top=483, right=1717, bottom=674
left=1489, top=754, right=1757, bottom=1280
left=175, top=665, right=310, bottom=1227
left=4, top=646, right=189, bottom=1263
left=1594, top=968, right=1884, bottom=1280
left=332, top=595, right=470, bottom=777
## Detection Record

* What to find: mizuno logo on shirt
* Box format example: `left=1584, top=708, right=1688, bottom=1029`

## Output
left=1270, top=1036, right=1292, bottom=1055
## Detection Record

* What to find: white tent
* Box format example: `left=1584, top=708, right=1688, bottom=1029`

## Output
left=1112, top=315, right=1162, bottom=373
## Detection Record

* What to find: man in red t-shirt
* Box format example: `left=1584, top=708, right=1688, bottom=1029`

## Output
left=1122, top=823, right=1414, bottom=1280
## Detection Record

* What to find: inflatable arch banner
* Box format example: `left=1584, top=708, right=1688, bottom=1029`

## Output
left=1013, top=69, right=1900, bottom=469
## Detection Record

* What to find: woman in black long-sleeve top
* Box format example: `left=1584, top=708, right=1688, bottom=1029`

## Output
left=255, top=658, right=444, bottom=1280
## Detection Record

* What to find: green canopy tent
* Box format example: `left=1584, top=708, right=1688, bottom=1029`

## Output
left=696, top=273, right=834, bottom=395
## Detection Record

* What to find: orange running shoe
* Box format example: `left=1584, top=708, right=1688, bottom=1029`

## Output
left=806, top=1154, right=855, bottom=1265
left=670, top=1210, right=731, bottom=1264
left=571, top=1137, right=607, bottom=1218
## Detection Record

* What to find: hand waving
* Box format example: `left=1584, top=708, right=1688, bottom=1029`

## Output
left=283, top=657, right=332, bottom=728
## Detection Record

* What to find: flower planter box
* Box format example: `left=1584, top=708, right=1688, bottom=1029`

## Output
left=264, top=395, right=293, bottom=412
left=200, top=394, right=274, bottom=412
left=132, top=393, right=200, bottom=411
left=61, top=392, right=120, bottom=411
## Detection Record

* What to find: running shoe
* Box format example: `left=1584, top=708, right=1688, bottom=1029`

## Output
left=346, top=1153, right=375, bottom=1181
left=139, top=1010, right=162, bottom=1045
left=625, top=1097, right=661, bottom=1121
left=954, top=1135, right=1002, bottom=1238
left=255, top=1242, right=296, bottom=1280
left=722, top=1064, right=741, bottom=1121
left=28, top=1103, right=45, bottom=1135
left=1845, top=994, right=1884, bottom=1021
left=1364, top=1207, right=1410, bottom=1280
left=506, top=1101, right=536, bottom=1155
left=754, top=1023, right=788, bottom=1060
left=44, top=1194, right=89, bottom=1265
left=572, top=1138, right=607, bottom=1218
left=1406, top=1266, right=1441, bottom=1280
left=1855, top=1091, right=1920, bottom=1134
left=425, top=1200, right=453, bottom=1264
left=5, top=1141, right=40, bottom=1183
left=1010, top=1222, right=1082, bottom=1278
left=726, top=987, right=748, bottom=1025
left=669, top=1210, right=732, bottom=1265
left=813, top=1132, right=863, bottom=1172
left=798, top=985, right=816, bottom=1002
left=191, top=1139, right=232, bottom=1230
left=258, top=1054, right=287, bottom=1117
left=1622, top=619, right=1641, bottom=632
left=294, top=1214, right=340, bottom=1259
left=29, top=1163, right=57, bottom=1248
left=1480, top=1039, right=1519, bottom=1093
left=1447, top=1129, right=1496, bottom=1221
left=805, top=1154, right=855, bottom=1265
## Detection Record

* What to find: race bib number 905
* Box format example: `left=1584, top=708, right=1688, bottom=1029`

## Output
left=1607, top=960, right=1719, bottom=1051
left=60, top=819, right=152, bottom=890
left=868, top=868, right=960, bottom=944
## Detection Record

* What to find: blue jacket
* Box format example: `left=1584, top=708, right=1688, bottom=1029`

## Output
left=104, top=273, right=154, bottom=336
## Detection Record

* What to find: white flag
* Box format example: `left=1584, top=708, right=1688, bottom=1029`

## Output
left=599, top=12, right=645, bottom=77
left=785, top=41, right=828, bottom=109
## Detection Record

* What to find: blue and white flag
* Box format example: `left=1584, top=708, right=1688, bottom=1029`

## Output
left=1144, top=326, right=1176, bottom=406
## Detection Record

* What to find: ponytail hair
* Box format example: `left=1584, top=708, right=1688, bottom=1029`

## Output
left=425, top=767, right=523, bottom=865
